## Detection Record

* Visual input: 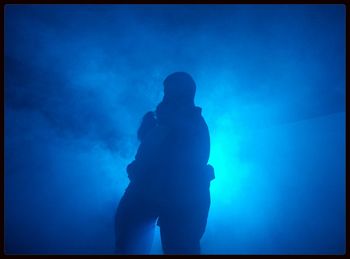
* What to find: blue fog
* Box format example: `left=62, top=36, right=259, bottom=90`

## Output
left=4, top=4, right=345, bottom=254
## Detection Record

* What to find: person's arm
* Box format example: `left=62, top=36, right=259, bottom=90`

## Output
left=127, top=124, right=168, bottom=182
left=137, top=111, right=157, bottom=142
left=127, top=111, right=157, bottom=181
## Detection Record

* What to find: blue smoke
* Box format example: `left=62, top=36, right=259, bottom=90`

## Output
left=4, top=4, right=345, bottom=254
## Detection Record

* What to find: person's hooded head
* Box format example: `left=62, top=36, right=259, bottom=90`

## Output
left=162, top=72, right=196, bottom=107
left=156, top=72, right=201, bottom=125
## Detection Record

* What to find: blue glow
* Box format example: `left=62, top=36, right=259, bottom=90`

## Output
left=4, top=4, right=345, bottom=254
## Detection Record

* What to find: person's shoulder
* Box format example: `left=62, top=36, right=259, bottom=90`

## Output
left=194, top=109, right=209, bottom=136
left=194, top=107, right=208, bottom=127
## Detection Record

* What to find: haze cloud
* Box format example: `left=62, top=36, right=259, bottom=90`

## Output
left=4, top=4, right=345, bottom=254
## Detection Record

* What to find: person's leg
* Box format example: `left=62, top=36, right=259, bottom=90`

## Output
left=159, top=218, right=201, bottom=254
left=159, top=188, right=210, bottom=255
left=115, top=186, right=158, bottom=254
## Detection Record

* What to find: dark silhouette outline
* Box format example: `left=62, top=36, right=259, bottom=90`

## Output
left=115, top=72, right=214, bottom=254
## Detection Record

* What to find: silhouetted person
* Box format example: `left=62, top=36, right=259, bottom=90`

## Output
left=115, top=72, right=214, bottom=254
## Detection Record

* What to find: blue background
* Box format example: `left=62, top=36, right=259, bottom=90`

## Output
left=4, top=4, right=346, bottom=254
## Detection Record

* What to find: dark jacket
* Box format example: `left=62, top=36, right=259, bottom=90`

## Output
left=127, top=102, right=214, bottom=201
